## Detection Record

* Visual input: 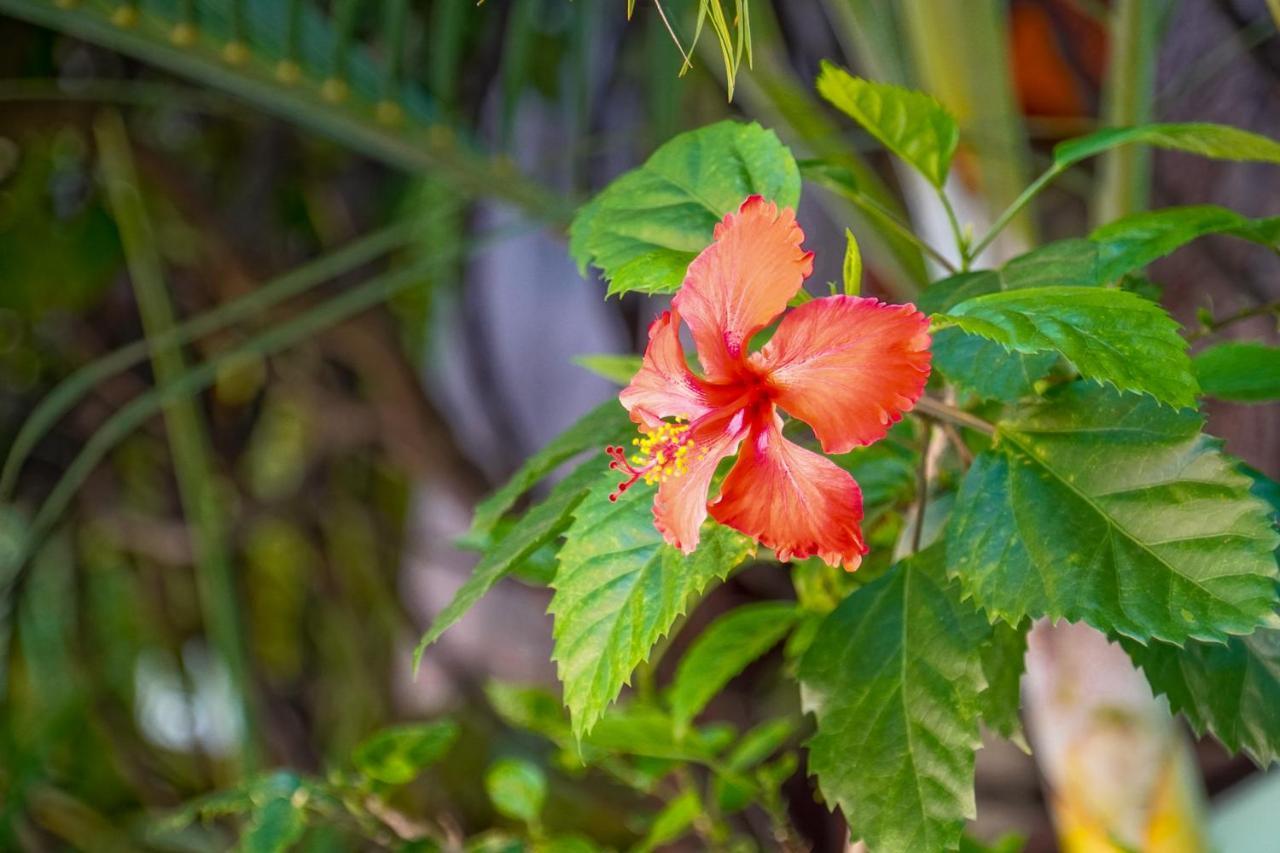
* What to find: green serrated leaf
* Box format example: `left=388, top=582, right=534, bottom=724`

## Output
left=1055, top=123, right=1280, bottom=170
left=919, top=245, right=1102, bottom=401
left=947, top=383, right=1280, bottom=643
left=485, top=758, right=546, bottom=825
left=923, top=208, right=1279, bottom=402
left=1122, top=628, right=1280, bottom=766
left=571, top=354, right=643, bottom=386
left=569, top=120, right=800, bottom=296
left=816, top=63, right=959, bottom=188
left=666, top=602, right=797, bottom=729
left=1194, top=342, right=1280, bottom=404
left=978, top=621, right=1028, bottom=743
left=549, top=473, right=755, bottom=739
left=416, top=460, right=604, bottom=665
left=1089, top=206, right=1280, bottom=284
left=930, top=327, right=1059, bottom=402
left=936, top=286, right=1196, bottom=408
left=800, top=545, right=988, bottom=852
left=352, top=720, right=459, bottom=785
left=1122, top=467, right=1280, bottom=766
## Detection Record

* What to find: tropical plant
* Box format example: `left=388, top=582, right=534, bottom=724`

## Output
left=2, top=1, right=1279, bottom=851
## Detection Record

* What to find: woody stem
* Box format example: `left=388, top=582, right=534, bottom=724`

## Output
left=911, top=395, right=996, bottom=437
left=911, top=426, right=935, bottom=555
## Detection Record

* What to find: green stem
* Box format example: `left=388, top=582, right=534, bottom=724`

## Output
left=853, top=191, right=959, bottom=274
left=938, top=189, right=968, bottom=270
left=228, top=0, right=245, bottom=44
left=803, top=165, right=956, bottom=274
left=968, top=164, right=1063, bottom=261
left=283, top=0, right=304, bottom=66
left=95, top=110, right=258, bottom=773
left=1189, top=299, right=1280, bottom=341
left=911, top=426, right=934, bottom=554
left=1092, top=0, right=1167, bottom=225
left=381, top=0, right=409, bottom=101
left=717, top=4, right=930, bottom=293
left=330, top=0, right=360, bottom=84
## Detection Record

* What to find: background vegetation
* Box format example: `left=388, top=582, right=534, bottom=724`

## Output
left=0, top=1, right=1278, bottom=850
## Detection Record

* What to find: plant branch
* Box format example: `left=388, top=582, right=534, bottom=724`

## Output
left=854, top=192, right=960, bottom=274
left=1189, top=299, right=1280, bottom=340
left=1092, top=0, right=1167, bottom=225
left=96, top=109, right=259, bottom=772
left=940, top=422, right=974, bottom=467
left=969, top=164, right=1063, bottom=261
left=911, top=426, right=934, bottom=555
left=911, top=396, right=996, bottom=437
left=938, top=189, right=969, bottom=270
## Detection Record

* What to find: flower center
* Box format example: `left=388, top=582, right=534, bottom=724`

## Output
left=605, top=418, right=702, bottom=501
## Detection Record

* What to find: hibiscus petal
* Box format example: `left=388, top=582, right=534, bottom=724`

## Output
left=619, top=310, right=728, bottom=428
left=757, top=295, right=931, bottom=454
left=711, top=413, right=867, bottom=570
left=674, top=196, right=814, bottom=382
left=653, top=409, right=750, bottom=554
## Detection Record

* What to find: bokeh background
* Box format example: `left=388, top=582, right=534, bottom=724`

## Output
left=0, top=0, right=1277, bottom=849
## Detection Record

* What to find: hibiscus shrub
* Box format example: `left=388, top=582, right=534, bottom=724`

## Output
left=419, top=68, right=1280, bottom=850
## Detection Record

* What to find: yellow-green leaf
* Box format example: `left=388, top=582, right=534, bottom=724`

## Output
left=816, top=63, right=959, bottom=188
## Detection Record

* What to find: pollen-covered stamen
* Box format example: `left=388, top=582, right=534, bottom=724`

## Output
left=606, top=418, right=703, bottom=501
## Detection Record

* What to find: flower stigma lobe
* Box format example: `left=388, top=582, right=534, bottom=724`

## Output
left=605, top=418, right=705, bottom=501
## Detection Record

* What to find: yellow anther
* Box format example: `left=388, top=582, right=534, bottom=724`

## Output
left=611, top=418, right=697, bottom=495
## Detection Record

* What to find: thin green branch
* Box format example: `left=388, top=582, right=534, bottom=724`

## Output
left=852, top=191, right=959, bottom=274
left=381, top=0, right=410, bottom=102
left=96, top=109, right=258, bottom=772
left=283, top=0, right=304, bottom=71
left=1188, top=299, right=1280, bottom=341
left=1092, top=0, right=1168, bottom=224
left=968, top=164, right=1063, bottom=261
left=938, top=189, right=969, bottom=269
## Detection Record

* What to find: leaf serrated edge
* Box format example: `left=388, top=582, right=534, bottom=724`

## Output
left=1122, top=635, right=1280, bottom=767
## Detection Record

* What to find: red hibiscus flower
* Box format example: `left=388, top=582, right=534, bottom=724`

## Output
left=607, top=196, right=932, bottom=570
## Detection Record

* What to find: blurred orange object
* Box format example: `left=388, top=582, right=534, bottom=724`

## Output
left=1010, top=0, right=1108, bottom=118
